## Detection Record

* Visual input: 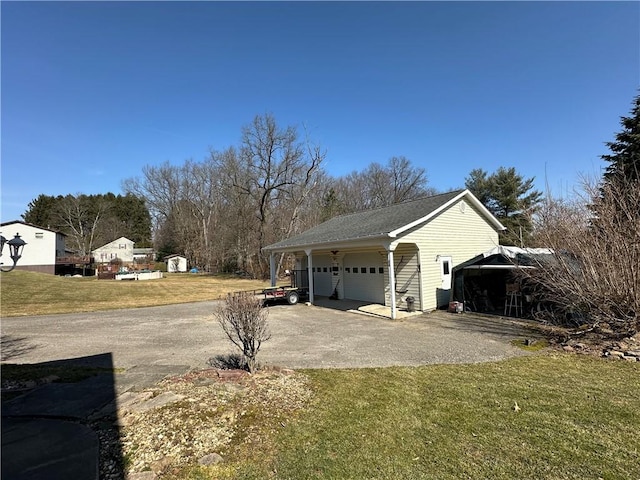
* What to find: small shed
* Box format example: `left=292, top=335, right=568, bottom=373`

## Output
left=164, top=254, right=188, bottom=273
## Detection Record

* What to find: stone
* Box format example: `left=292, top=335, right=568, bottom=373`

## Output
left=198, top=452, right=224, bottom=465
left=625, top=350, right=640, bottom=357
left=129, top=392, right=185, bottom=414
left=623, top=356, right=639, bottom=362
left=150, top=456, right=173, bottom=474
left=217, top=370, right=246, bottom=381
left=608, top=350, right=625, bottom=358
left=562, top=345, right=574, bottom=352
left=573, top=343, right=586, bottom=350
left=127, top=472, right=157, bottom=480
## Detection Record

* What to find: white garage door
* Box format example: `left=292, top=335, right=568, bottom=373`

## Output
left=343, top=253, right=385, bottom=303
left=312, top=258, right=333, bottom=297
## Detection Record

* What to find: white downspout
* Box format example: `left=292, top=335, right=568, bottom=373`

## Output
left=305, top=249, right=314, bottom=304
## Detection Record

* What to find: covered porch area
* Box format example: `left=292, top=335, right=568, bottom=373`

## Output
left=311, top=296, right=425, bottom=320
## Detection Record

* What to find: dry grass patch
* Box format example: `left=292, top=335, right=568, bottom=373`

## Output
left=0, top=271, right=270, bottom=317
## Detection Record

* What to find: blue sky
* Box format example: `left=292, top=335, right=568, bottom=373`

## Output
left=1, top=1, right=638, bottom=222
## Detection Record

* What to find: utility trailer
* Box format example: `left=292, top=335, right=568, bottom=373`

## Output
left=261, top=285, right=308, bottom=305
left=234, top=270, right=309, bottom=306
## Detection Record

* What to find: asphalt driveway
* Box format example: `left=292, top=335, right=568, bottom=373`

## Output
left=1, top=301, right=534, bottom=370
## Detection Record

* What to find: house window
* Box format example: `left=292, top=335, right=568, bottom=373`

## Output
left=119, top=244, right=127, bottom=249
left=35, top=232, right=44, bottom=239
left=345, top=267, right=350, bottom=273
left=369, top=267, right=376, bottom=274
left=360, top=267, right=366, bottom=273
left=323, top=267, right=328, bottom=273
left=378, top=267, right=384, bottom=274
left=442, top=260, right=450, bottom=276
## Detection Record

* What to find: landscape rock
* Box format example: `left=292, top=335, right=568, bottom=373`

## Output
left=198, top=452, right=224, bottom=465
left=150, top=455, right=174, bottom=474
left=623, top=356, right=639, bottom=362
left=608, top=350, right=625, bottom=358
left=217, top=370, right=246, bottom=381
left=127, top=472, right=157, bottom=480
left=562, top=345, right=574, bottom=352
left=129, top=392, right=185, bottom=414
left=625, top=350, right=640, bottom=357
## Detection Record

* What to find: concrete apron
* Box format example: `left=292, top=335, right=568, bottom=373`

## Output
left=312, top=296, right=424, bottom=320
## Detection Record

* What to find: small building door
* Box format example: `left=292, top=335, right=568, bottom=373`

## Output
left=440, top=256, right=452, bottom=290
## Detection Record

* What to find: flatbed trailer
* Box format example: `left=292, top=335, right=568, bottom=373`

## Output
left=261, top=285, right=308, bottom=305
left=230, top=285, right=309, bottom=305
left=230, top=270, right=309, bottom=306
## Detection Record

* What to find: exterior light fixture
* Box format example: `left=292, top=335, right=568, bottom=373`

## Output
left=0, top=233, right=27, bottom=272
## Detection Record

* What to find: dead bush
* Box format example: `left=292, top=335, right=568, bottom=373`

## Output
left=214, top=291, right=270, bottom=373
left=522, top=176, right=639, bottom=336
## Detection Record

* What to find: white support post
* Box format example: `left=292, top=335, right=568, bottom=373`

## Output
left=305, top=249, right=314, bottom=304
left=387, top=248, right=397, bottom=320
left=269, top=252, right=276, bottom=287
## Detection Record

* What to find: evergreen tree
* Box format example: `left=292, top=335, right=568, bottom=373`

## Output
left=602, top=94, right=640, bottom=183
left=465, top=167, right=542, bottom=246
left=21, top=192, right=152, bottom=248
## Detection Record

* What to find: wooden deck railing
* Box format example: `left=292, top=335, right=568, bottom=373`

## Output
left=56, top=256, right=93, bottom=265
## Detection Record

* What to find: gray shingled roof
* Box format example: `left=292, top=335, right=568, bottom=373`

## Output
left=265, top=190, right=466, bottom=251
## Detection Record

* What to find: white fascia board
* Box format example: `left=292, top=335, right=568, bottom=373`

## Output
left=389, top=190, right=505, bottom=237
left=263, top=235, right=392, bottom=254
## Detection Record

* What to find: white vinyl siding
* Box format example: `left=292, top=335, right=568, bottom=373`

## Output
left=399, top=199, right=499, bottom=310
left=384, top=243, right=421, bottom=309
left=343, top=252, right=385, bottom=303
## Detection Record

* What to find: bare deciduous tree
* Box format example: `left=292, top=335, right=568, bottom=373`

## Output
left=521, top=175, right=639, bottom=336
left=214, top=291, right=270, bottom=373
left=330, top=156, right=432, bottom=213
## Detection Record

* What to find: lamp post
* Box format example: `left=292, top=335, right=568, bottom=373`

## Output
left=0, top=233, right=27, bottom=272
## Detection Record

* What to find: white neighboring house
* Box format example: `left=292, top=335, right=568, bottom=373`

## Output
left=92, top=237, right=135, bottom=265
left=165, top=254, right=188, bottom=273
left=0, top=221, right=66, bottom=274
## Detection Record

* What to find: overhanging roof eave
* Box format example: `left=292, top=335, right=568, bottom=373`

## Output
left=263, top=233, right=392, bottom=253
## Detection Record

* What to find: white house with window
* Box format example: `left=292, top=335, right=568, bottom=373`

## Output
left=0, top=221, right=66, bottom=274
left=92, top=237, right=134, bottom=264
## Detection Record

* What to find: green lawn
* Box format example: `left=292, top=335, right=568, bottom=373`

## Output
left=193, top=355, right=639, bottom=480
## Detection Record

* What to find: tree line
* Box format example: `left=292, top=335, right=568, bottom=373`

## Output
left=22, top=113, right=543, bottom=276
left=22, top=193, right=152, bottom=256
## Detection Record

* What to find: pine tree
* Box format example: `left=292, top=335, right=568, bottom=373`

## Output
left=602, top=94, right=640, bottom=182
left=465, top=167, right=542, bottom=246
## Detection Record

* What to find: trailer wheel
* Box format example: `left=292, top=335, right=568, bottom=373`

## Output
left=287, top=291, right=299, bottom=305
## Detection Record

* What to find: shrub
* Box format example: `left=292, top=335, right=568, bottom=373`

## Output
left=214, top=291, right=270, bottom=373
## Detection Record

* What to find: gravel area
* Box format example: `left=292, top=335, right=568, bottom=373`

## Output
left=0, top=301, right=533, bottom=370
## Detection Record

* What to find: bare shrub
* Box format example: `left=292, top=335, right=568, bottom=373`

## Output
left=214, top=291, right=270, bottom=373
left=522, top=176, right=639, bottom=336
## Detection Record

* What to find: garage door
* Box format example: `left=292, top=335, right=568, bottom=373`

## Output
left=312, top=258, right=333, bottom=297
left=343, top=253, right=385, bottom=303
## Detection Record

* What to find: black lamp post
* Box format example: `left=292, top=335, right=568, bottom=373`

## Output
left=0, top=233, right=27, bottom=272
